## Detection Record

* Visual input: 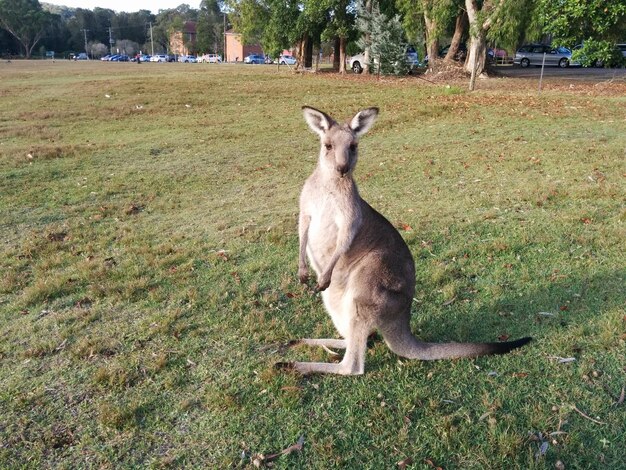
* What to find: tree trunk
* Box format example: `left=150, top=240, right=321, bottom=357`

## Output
left=296, top=35, right=313, bottom=70
left=333, top=36, right=340, bottom=71
left=295, top=37, right=303, bottom=69
left=363, top=0, right=372, bottom=74
left=424, top=13, right=438, bottom=68
left=444, top=10, right=467, bottom=62
left=464, top=0, right=487, bottom=76
left=314, top=45, right=320, bottom=72
left=304, top=36, right=313, bottom=68
left=339, top=36, right=346, bottom=74
left=465, top=30, right=487, bottom=76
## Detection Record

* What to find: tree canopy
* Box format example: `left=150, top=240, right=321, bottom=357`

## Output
left=1, top=0, right=624, bottom=74
left=0, top=0, right=55, bottom=58
left=539, top=0, right=626, bottom=67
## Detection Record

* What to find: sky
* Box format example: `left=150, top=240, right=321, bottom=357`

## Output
left=44, top=0, right=200, bottom=14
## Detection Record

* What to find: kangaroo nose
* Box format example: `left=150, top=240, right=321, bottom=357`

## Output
left=336, top=164, right=349, bottom=176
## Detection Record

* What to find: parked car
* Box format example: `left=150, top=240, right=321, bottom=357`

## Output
left=110, top=54, right=129, bottom=62
left=277, top=54, right=296, bottom=65
left=405, top=46, right=420, bottom=68
left=244, top=54, right=265, bottom=64
left=200, top=53, right=222, bottom=63
left=150, top=54, right=168, bottom=62
left=514, top=44, right=578, bottom=68
left=131, top=54, right=151, bottom=62
left=178, top=55, right=197, bottom=63
left=74, top=52, right=89, bottom=60
left=349, top=46, right=420, bottom=74
left=100, top=54, right=112, bottom=61
left=440, top=43, right=467, bottom=61
left=424, top=43, right=467, bottom=65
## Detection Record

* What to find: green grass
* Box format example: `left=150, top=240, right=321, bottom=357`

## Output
left=0, top=61, right=625, bottom=468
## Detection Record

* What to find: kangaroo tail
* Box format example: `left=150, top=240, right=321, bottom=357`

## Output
left=381, top=323, right=531, bottom=360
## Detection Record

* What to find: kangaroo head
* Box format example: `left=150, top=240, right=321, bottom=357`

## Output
left=302, top=106, right=379, bottom=178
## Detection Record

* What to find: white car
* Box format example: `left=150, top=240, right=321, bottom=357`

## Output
left=200, top=54, right=222, bottom=63
left=150, top=54, right=168, bottom=62
left=277, top=54, right=296, bottom=65
left=350, top=46, right=420, bottom=73
left=179, top=55, right=197, bottom=63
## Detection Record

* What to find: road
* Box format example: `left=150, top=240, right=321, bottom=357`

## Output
left=495, top=65, right=626, bottom=82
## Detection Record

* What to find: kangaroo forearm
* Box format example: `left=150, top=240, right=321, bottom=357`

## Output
left=298, top=215, right=311, bottom=282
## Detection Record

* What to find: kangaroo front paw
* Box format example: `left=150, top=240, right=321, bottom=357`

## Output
left=315, top=279, right=330, bottom=292
left=298, top=268, right=309, bottom=284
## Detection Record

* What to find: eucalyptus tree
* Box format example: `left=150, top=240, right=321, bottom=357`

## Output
left=464, top=0, right=540, bottom=76
left=0, top=0, right=56, bottom=58
left=196, top=0, right=225, bottom=55
left=225, top=0, right=268, bottom=46
left=322, top=0, right=355, bottom=73
left=396, top=0, right=460, bottom=66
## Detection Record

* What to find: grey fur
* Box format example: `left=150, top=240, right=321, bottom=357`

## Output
left=280, top=106, right=531, bottom=375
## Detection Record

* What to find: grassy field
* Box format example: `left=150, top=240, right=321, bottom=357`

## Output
left=0, top=61, right=624, bottom=468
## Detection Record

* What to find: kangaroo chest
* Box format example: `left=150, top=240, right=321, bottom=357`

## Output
left=301, top=178, right=360, bottom=276
left=305, top=192, right=341, bottom=274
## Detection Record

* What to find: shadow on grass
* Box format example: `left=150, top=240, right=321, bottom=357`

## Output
left=414, top=268, right=625, bottom=347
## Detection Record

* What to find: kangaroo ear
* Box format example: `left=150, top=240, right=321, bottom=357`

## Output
left=302, top=106, right=334, bottom=137
left=350, top=107, right=379, bottom=137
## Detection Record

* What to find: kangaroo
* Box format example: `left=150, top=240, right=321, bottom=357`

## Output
left=279, top=106, right=531, bottom=375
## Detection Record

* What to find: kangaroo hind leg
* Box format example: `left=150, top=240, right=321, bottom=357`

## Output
left=295, top=338, right=347, bottom=349
left=278, top=323, right=368, bottom=375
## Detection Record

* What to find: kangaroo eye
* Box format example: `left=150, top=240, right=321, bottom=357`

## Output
left=325, top=144, right=332, bottom=150
left=349, top=143, right=357, bottom=152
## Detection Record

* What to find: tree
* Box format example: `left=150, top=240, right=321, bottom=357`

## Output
left=539, top=0, right=626, bottom=67
left=323, top=0, right=354, bottom=73
left=442, top=2, right=466, bottom=62
left=88, top=41, right=108, bottom=58
left=226, top=0, right=268, bottom=46
left=464, top=0, right=539, bottom=79
left=396, top=0, right=458, bottom=67
left=152, top=7, right=196, bottom=53
left=116, top=39, right=140, bottom=56
left=357, top=1, right=409, bottom=75
left=196, top=0, right=224, bottom=54
left=65, top=8, right=96, bottom=53
left=0, top=27, right=18, bottom=56
left=0, top=0, right=55, bottom=58
left=261, top=0, right=300, bottom=60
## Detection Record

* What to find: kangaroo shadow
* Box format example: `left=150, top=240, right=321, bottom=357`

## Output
left=409, top=267, right=625, bottom=347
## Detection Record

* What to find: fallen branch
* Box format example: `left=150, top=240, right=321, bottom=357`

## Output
left=573, top=405, right=605, bottom=425
left=252, top=436, right=305, bottom=467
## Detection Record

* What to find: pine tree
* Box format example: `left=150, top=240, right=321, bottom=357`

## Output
left=356, top=1, right=408, bottom=75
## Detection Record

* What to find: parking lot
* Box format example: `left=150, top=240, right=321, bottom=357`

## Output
left=495, top=64, right=626, bottom=81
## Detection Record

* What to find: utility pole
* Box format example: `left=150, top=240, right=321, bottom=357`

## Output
left=108, top=27, right=114, bottom=55
left=223, top=13, right=226, bottom=62
left=81, top=28, right=89, bottom=56
left=150, top=22, right=154, bottom=56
